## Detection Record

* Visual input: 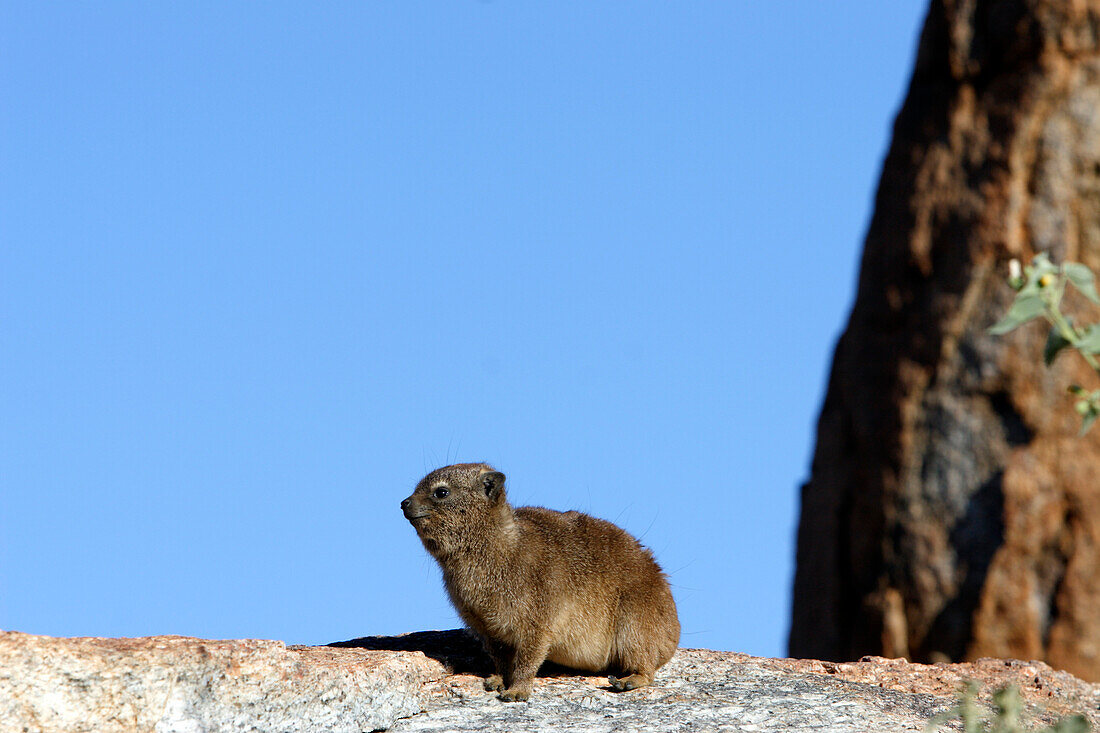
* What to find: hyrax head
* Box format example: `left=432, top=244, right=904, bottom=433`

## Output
left=401, top=463, right=507, bottom=557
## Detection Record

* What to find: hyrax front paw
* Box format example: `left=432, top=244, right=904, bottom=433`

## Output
left=498, top=686, right=530, bottom=702
left=483, top=674, right=505, bottom=692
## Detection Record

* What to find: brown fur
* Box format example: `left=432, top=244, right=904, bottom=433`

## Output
left=401, top=463, right=680, bottom=701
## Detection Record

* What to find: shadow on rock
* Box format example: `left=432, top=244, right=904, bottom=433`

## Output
left=328, top=629, right=593, bottom=679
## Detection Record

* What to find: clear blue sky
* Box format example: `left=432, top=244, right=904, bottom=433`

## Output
left=1, top=2, right=926, bottom=657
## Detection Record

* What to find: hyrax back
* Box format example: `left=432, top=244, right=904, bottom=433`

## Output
left=401, top=463, right=680, bottom=701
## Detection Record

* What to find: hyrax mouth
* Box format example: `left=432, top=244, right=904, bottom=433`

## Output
left=401, top=497, right=429, bottom=522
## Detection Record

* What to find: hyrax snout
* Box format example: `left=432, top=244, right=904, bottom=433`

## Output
left=402, top=462, right=680, bottom=701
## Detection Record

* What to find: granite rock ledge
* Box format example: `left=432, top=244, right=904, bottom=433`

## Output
left=1, top=629, right=1097, bottom=732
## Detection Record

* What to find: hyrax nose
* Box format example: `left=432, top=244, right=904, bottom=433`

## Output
left=401, top=498, right=410, bottom=511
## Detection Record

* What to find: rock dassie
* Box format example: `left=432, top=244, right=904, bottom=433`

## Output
left=401, top=462, right=680, bottom=701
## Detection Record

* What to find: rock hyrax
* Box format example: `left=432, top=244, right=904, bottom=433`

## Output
left=401, top=463, right=680, bottom=701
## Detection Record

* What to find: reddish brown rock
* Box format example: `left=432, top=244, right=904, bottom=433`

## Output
left=790, top=0, right=1100, bottom=682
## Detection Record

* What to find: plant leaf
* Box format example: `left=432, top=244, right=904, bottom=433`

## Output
left=1046, top=714, right=1092, bottom=733
left=1044, top=327, right=1073, bottom=365
left=989, top=294, right=1046, bottom=335
left=1063, top=262, right=1100, bottom=305
left=1033, top=252, right=1056, bottom=274
left=1080, top=410, right=1098, bottom=436
left=1078, top=325, right=1100, bottom=354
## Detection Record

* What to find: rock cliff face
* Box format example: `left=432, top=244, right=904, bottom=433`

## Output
left=1, top=630, right=1098, bottom=732
left=790, top=0, right=1100, bottom=681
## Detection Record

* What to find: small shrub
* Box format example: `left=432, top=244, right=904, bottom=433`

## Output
left=990, top=253, right=1100, bottom=434
left=924, top=682, right=1090, bottom=733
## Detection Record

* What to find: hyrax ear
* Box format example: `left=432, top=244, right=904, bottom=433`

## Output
left=481, top=471, right=506, bottom=502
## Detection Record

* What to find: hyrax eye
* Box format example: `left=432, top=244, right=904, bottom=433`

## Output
left=433, top=487, right=450, bottom=500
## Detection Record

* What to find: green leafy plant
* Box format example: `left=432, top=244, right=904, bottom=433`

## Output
left=989, top=253, right=1100, bottom=434
left=924, top=682, right=1091, bottom=733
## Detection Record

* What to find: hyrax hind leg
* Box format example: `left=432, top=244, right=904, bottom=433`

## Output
left=606, top=628, right=661, bottom=692
left=608, top=671, right=654, bottom=691
left=607, top=582, right=679, bottom=692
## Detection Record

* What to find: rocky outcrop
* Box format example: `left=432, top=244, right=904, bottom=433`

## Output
left=2, top=630, right=1098, bottom=732
left=0, top=631, right=431, bottom=733
left=790, top=0, right=1100, bottom=681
